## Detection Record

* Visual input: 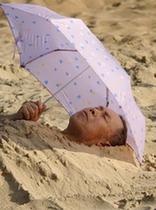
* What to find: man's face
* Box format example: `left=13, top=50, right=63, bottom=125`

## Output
left=65, top=106, right=124, bottom=146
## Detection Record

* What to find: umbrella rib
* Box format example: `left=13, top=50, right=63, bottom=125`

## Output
left=44, top=67, right=110, bottom=107
left=22, top=49, right=77, bottom=67
left=44, top=65, right=90, bottom=104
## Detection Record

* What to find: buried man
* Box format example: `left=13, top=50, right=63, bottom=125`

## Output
left=0, top=101, right=127, bottom=147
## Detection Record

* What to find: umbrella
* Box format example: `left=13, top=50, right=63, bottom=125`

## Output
left=0, top=3, right=145, bottom=162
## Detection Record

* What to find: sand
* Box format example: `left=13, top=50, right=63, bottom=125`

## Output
left=0, top=0, right=156, bottom=209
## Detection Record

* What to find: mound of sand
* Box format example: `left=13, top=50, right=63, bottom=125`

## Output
left=0, top=120, right=155, bottom=210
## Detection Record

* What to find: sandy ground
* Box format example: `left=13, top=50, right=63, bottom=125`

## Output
left=0, top=0, right=156, bottom=210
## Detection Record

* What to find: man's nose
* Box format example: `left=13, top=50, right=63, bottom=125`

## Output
left=89, top=108, right=100, bottom=116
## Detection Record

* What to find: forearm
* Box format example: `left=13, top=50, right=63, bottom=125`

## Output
left=0, top=101, right=45, bottom=122
left=0, top=113, right=22, bottom=121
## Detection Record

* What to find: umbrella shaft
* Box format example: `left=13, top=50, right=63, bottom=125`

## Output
left=43, top=96, right=53, bottom=104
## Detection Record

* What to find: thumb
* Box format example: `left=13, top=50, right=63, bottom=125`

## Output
left=41, top=103, right=47, bottom=112
left=34, top=101, right=46, bottom=113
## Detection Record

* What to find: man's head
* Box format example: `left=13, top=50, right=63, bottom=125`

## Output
left=64, top=106, right=127, bottom=146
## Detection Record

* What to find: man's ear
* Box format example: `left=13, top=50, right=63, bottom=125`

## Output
left=105, top=141, right=111, bottom=146
left=96, top=141, right=103, bottom=146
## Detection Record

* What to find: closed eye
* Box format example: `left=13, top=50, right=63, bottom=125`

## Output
left=103, top=111, right=110, bottom=121
left=105, top=111, right=110, bottom=118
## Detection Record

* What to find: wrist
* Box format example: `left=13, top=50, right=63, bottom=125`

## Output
left=11, top=112, right=23, bottom=121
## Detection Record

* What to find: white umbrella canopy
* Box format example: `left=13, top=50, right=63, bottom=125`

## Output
left=0, top=3, right=145, bottom=162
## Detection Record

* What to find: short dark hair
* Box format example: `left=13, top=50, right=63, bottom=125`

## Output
left=110, top=116, right=127, bottom=146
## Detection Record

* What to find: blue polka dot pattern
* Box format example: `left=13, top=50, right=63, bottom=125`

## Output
left=56, top=83, right=60, bottom=88
left=85, top=40, right=89, bottom=44
left=75, top=57, right=78, bottom=61
left=56, top=26, right=60, bottom=30
left=59, top=59, right=63, bottom=64
left=69, top=111, right=73, bottom=115
left=77, top=95, right=81, bottom=99
left=44, top=80, right=48, bottom=85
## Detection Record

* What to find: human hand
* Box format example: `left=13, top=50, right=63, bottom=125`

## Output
left=16, top=100, right=46, bottom=121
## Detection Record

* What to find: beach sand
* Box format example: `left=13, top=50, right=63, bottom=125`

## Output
left=0, top=0, right=156, bottom=209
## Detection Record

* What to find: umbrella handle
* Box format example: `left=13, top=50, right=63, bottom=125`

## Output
left=43, top=96, right=53, bottom=104
left=41, top=97, right=53, bottom=113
